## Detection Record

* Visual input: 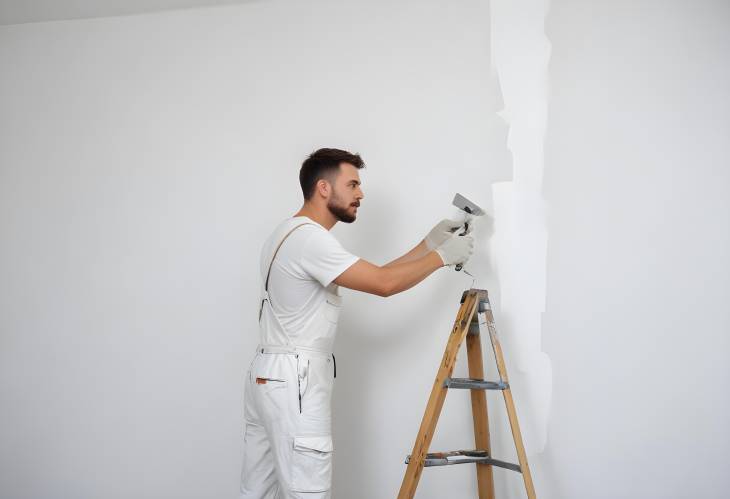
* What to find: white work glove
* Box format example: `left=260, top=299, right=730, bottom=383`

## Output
left=424, top=218, right=473, bottom=251
left=434, top=234, right=475, bottom=267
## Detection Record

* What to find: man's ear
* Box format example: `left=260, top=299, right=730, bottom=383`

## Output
left=316, top=178, right=331, bottom=198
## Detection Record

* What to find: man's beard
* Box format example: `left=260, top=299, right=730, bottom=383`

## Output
left=327, top=194, right=358, bottom=223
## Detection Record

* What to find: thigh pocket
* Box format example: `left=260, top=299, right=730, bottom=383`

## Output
left=291, top=435, right=333, bottom=493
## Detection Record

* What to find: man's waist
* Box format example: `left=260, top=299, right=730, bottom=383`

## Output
left=257, top=343, right=332, bottom=359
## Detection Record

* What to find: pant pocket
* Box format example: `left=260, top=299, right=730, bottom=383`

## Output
left=254, top=379, right=289, bottom=422
left=291, top=435, right=333, bottom=493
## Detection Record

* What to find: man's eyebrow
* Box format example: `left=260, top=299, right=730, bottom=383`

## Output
left=349, top=180, right=361, bottom=186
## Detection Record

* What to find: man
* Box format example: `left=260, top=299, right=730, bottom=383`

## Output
left=240, top=148, right=475, bottom=498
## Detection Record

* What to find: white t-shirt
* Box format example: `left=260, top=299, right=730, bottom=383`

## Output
left=260, top=216, right=359, bottom=333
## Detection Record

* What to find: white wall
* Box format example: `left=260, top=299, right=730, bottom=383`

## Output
left=2, top=0, right=729, bottom=498
left=489, top=0, right=552, bottom=461
left=534, top=1, right=730, bottom=498
left=0, top=1, right=509, bottom=498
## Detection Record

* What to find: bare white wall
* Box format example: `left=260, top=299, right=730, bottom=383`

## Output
left=2, top=0, right=729, bottom=498
left=534, top=1, right=730, bottom=498
left=0, top=0, right=250, bottom=26
left=489, top=0, right=552, bottom=462
left=0, top=1, right=509, bottom=498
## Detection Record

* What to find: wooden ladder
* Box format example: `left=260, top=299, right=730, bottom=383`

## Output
left=397, top=288, right=537, bottom=499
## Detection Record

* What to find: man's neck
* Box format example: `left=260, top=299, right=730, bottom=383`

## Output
left=294, top=203, right=337, bottom=230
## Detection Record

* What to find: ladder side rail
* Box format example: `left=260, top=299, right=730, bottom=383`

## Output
left=397, top=291, right=481, bottom=499
left=484, top=307, right=537, bottom=499
left=466, top=311, right=495, bottom=499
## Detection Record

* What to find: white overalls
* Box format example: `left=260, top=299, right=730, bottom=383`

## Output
left=240, top=221, right=342, bottom=499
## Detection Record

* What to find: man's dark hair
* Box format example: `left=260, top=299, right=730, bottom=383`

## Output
left=299, top=148, right=365, bottom=200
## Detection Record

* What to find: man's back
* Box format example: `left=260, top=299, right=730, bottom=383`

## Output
left=259, top=216, right=358, bottom=337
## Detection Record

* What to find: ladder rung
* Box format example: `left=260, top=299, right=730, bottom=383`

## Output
left=405, top=450, right=522, bottom=473
left=444, top=377, right=509, bottom=390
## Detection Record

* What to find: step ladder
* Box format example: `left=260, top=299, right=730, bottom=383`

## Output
left=398, top=288, right=536, bottom=499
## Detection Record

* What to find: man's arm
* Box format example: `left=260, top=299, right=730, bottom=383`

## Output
left=334, top=251, right=444, bottom=297
left=334, top=222, right=474, bottom=298
left=383, top=240, right=430, bottom=267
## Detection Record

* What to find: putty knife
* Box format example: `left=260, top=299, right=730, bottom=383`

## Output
left=452, top=193, right=485, bottom=271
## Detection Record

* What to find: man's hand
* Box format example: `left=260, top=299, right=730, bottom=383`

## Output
left=424, top=218, right=473, bottom=250
left=434, top=234, right=475, bottom=266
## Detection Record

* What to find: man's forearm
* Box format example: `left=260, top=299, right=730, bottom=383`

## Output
left=384, top=240, right=431, bottom=267
left=381, top=250, right=444, bottom=296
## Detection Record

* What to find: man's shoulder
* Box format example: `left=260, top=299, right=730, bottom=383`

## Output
left=262, top=218, right=328, bottom=257
left=275, top=219, right=351, bottom=262
left=286, top=222, right=336, bottom=251
left=259, top=219, right=316, bottom=275
left=281, top=218, right=328, bottom=242
left=266, top=217, right=322, bottom=242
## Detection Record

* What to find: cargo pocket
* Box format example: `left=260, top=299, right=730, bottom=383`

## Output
left=291, top=435, right=333, bottom=493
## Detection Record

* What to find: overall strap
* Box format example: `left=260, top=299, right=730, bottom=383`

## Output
left=259, top=222, right=315, bottom=320
left=264, top=222, right=315, bottom=292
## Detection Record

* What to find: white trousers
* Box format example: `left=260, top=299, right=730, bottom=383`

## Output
left=240, top=351, right=335, bottom=499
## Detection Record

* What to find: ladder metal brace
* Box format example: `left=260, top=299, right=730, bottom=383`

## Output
left=444, top=377, right=509, bottom=390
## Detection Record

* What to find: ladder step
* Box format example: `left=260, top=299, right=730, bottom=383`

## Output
left=405, top=450, right=522, bottom=473
left=444, top=377, right=509, bottom=390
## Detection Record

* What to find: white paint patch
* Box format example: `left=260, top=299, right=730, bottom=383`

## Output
left=489, top=0, right=552, bottom=455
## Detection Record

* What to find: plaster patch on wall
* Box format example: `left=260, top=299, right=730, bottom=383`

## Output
left=489, top=0, right=552, bottom=455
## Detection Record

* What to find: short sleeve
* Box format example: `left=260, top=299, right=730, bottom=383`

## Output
left=300, top=229, right=359, bottom=287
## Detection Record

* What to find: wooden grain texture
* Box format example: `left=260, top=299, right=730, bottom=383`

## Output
left=398, top=289, right=537, bottom=499
left=397, top=290, right=481, bottom=499
left=467, top=321, right=495, bottom=499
